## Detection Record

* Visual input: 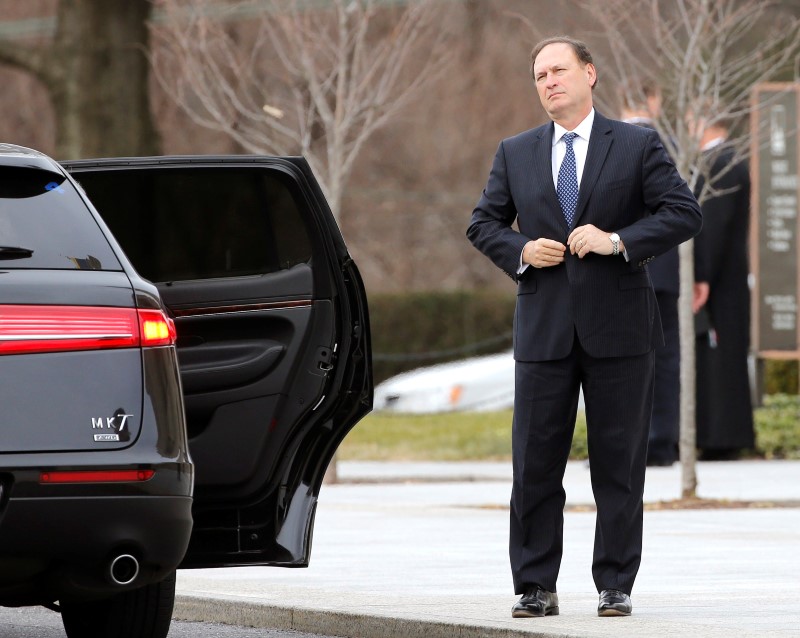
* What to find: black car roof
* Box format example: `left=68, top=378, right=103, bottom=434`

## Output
left=0, top=143, right=64, bottom=176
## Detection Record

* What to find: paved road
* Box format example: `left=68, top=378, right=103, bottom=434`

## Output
left=175, top=460, right=800, bottom=638
left=0, top=605, right=337, bottom=638
left=6, top=461, right=798, bottom=638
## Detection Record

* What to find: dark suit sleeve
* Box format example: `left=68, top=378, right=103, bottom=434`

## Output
left=466, top=141, right=532, bottom=281
left=616, top=130, right=702, bottom=264
left=691, top=171, right=709, bottom=283
left=694, top=232, right=708, bottom=283
left=698, top=159, right=750, bottom=285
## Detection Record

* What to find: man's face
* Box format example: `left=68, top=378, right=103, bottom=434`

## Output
left=533, top=43, right=596, bottom=128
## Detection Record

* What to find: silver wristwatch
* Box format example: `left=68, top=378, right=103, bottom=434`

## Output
left=609, top=233, right=620, bottom=256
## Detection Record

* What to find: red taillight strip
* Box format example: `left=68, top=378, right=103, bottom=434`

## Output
left=0, top=305, right=175, bottom=355
left=40, top=469, right=155, bottom=484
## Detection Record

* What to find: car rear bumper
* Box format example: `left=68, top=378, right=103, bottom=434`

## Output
left=0, top=494, right=193, bottom=605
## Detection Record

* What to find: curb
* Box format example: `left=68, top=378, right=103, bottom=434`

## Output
left=174, top=595, right=575, bottom=638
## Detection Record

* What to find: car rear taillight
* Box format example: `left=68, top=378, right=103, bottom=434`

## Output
left=0, top=305, right=176, bottom=355
left=138, top=309, right=177, bottom=347
left=40, top=469, right=155, bottom=484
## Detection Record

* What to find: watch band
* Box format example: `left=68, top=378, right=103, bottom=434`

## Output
left=609, top=233, right=620, bottom=256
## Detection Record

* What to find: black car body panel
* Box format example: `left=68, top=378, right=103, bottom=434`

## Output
left=0, top=144, right=371, bottom=612
left=0, top=271, right=144, bottom=452
left=62, top=156, right=373, bottom=569
left=0, top=145, right=194, bottom=606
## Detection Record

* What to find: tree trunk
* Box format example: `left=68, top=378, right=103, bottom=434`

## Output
left=678, top=239, right=698, bottom=499
left=49, top=0, right=160, bottom=159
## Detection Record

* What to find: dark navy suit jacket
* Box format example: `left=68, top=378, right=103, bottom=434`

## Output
left=467, top=111, right=702, bottom=362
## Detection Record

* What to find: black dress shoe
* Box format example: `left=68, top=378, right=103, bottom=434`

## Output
left=646, top=457, right=675, bottom=467
left=647, top=447, right=677, bottom=467
left=597, top=589, right=632, bottom=616
left=512, top=586, right=559, bottom=618
left=699, top=448, right=740, bottom=461
left=646, top=451, right=676, bottom=467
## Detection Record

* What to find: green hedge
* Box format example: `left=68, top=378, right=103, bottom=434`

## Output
left=368, top=291, right=800, bottom=394
left=755, top=394, right=800, bottom=459
left=764, top=360, right=799, bottom=395
left=369, top=290, right=515, bottom=383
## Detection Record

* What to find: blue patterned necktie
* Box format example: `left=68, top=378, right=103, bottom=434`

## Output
left=557, top=132, right=579, bottom=227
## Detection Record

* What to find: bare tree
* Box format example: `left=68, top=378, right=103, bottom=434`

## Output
left=578, top=0, right=800, bottom=498
left=0, top=0, right=160, bottom=159
left=153, top=0, right=452, bottom=481
left=152, top=0, right=453, bottom=221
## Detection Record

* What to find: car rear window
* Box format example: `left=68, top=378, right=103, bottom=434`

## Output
left=73, top=167, right=313, bottom=283
left=0, top=166, right=121, bottom=271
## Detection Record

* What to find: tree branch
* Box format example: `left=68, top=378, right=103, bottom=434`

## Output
left=0, top=40, right=50, bottom=82
left=154, top=0, right=453, bottom=218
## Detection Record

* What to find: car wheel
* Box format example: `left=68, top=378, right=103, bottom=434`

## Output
left=60, top=570, right=176, bottom=638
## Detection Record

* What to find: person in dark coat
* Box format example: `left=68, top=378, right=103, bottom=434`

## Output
left=467, top=36, right=701, bottom=619
left=620, top=85, right=709, bottom=466
left=691, top=119, right=755, bottom=458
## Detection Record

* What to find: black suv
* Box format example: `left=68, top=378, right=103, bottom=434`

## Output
left=0, top=144, right=372, bottom=637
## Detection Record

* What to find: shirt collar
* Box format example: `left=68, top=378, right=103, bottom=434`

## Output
left=553, top=108, right=595, bottom=146
left=623, top=116, right=654, bottom=127
left=702, top=135, right=726, bottom=151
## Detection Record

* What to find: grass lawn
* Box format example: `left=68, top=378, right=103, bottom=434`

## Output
left=338, top=409, right=588, bottom=461
left=338, top=394, right=799, bottom=462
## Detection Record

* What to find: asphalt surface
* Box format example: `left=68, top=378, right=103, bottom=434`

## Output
left=0, top=605, right=336, bottom=637
left=175, top=459, right=800, bottom=638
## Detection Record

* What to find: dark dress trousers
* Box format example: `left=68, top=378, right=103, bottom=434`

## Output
left=626, top=120, right=682, bottom=465
left=648, top=249, right=681, bottom=464
left=467, top=111, right=701, bottom=596
left=630, top=124, right=709, bottom=465
left=640, top=124, right=708, bottom=466
left=694, top=147, right=754, bottom=452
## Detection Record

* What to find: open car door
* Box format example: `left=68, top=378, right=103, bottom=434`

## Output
left=63, top=156, right=372, bottom=569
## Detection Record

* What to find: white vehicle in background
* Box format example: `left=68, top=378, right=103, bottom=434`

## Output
left=373, top=350, right=515, bottom=413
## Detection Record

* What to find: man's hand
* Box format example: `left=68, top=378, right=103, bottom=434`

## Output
left=693, top=282, right=710, bottom=313
left=567, top=224, right=622, bottom=258
left=522, top=238, right=566, bottom=268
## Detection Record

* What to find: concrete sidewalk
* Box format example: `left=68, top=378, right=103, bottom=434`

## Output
left=174, top=460, right=800, bottom=637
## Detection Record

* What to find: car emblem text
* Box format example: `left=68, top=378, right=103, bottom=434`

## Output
left=92, top=412, right=134, bottom=442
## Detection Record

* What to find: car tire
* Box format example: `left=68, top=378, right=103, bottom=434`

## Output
left=60, top=570, right=176, bottom=638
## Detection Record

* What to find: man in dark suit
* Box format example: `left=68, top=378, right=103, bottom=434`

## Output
left=691, top=119, right=755, bottom=458
left=620, top=86, right=710, bottom=466
left=467, top=36, right=701, bottom=618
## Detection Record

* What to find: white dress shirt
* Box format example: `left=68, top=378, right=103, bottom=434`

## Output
left=519, top=109, right=595, bottom=273
left=701, top=135, right=726, bottom=152
left=552, top=108, right=595, bottom=189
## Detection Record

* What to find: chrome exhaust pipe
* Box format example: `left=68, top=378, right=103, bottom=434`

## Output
left=108, top=554, right=139, bottom=586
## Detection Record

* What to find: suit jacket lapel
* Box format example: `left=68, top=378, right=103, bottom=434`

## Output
left=531, top=123, right=568, bottom=231
left=573, top=112, right=613, bottom=226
